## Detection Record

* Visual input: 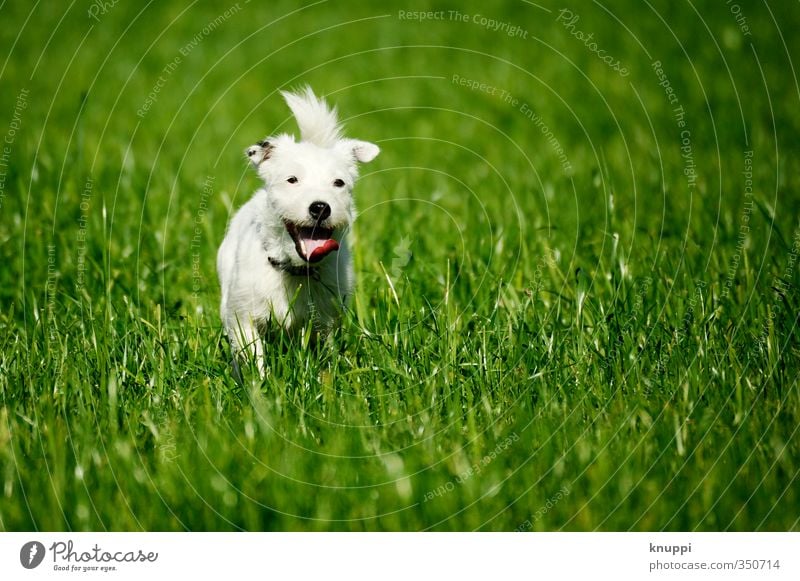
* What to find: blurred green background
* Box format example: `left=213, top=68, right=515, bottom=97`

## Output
left=0, top=0, right=798, bottom=530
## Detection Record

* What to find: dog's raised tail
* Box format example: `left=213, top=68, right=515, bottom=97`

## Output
left=281, top=86, right=343, bottom=148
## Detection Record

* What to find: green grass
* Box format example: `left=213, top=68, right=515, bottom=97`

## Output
left=1, top=0, right=798, bottom=531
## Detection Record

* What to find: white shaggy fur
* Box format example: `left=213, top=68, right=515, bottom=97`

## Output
left=217, top=87, right=379, bottom=374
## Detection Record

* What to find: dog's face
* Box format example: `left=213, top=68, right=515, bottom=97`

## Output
left=247, top=136, right=379, bottom=266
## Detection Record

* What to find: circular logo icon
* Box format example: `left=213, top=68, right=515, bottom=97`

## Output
left=20, top=541, right=45, bottom=569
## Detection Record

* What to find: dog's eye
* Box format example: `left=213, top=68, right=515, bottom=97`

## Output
left=286, top=176, right=298, bottom=184
left=333, top=179, right=345, bottom=188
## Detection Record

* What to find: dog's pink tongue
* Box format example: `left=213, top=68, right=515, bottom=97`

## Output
left=304, top=237, right=339, bottom=262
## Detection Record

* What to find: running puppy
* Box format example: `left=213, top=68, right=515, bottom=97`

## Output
left=217, top=87, right=379, bottom=374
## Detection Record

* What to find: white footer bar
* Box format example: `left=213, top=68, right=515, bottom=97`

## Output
left=2, top=532, right=797, bottom=580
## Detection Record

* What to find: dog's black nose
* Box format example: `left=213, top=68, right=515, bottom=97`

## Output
left=309, top=201, right=331, bottom=221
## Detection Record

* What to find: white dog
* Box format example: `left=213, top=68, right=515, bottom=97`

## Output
left=217, top=87, right=379, bottom=374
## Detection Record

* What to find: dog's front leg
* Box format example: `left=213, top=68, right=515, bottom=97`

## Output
left=231, top=319, right=267, bottom=378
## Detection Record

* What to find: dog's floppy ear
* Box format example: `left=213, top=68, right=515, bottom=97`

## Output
left=338, top=139, right=380, bottom=163
left=246, top=139, right=273, bottom=166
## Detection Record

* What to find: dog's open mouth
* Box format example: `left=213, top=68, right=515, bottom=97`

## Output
left=285, top=221, right=340, bottom=263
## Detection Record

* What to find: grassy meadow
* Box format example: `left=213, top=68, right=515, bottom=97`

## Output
left=0, top=0, right=798, bottom=530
